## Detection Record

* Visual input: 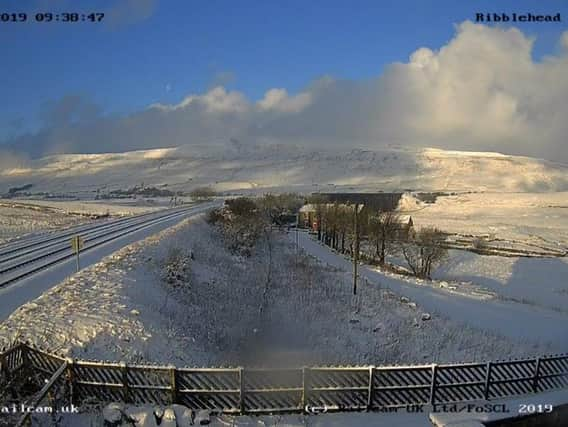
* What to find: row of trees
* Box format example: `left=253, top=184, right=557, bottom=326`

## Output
left=309, top=198, right=447, bottom=279
left=205, top=193, right=447, bottom=280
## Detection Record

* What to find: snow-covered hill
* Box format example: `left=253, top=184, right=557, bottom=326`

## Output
left=1, top=143, right=568, bottom=195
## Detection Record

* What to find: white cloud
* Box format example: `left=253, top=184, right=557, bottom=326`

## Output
left=7, top=22, right=568, bottom=161
left=392, top=23, right=534, bottom=142
left=200, top=87, right=250, bottom=114
left=150, top=87, right=249, bottom=114
left=257, top=88, right=312, bottom=113
left=561, top=31, right=568, bottom=49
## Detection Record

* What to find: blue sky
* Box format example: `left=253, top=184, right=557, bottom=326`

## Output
left=1, top=0, right=568, bottom=156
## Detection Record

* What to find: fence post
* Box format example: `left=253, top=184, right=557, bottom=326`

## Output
left=15, top=361, right=68, bottom=427
left=66, top=357, right=75, bottom=406
left=120, top=362, right=129, bottom=403
left=532, top=358, right=541, bottom=393
left=302, top=367, right=308, bottom=412
left=483, top=362, right=492, bottom=400
left=170, top=366, right=177, bottom=405
left=0, top=349, right=7, bottom=382
left=429, top=364, right=438, bottom=405
left=20, top=343, right=29, bottom=375
left=366, top=366, right=374, bottom=411
left=238, top=368, right=245, bottom=415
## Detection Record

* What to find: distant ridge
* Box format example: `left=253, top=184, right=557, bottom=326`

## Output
left=1, top=143, right=567, bottom=195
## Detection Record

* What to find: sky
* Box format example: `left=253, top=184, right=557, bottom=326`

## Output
left=1, top=0, right=568, bottom=161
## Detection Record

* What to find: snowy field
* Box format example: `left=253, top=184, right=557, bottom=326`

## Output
left=0, top=196, right=173, bottom=247
left=393, top=192, right=568, bottom=314
left=1, top=198, right=164, bottom=217
left=400, top=191, right=568, bottom=251
left=0, top=204, right=88, bottom=245
left=433, top=249, right=568, bottom=313
left=0, top=218, right=552, bottom=367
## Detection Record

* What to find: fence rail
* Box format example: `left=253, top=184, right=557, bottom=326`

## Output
left=1, top=343, right=567, bottom=418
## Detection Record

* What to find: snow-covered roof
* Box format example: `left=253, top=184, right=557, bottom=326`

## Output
left=299, top=204, right=316, bottom=213
left=299, top=203, right=360, bottom=213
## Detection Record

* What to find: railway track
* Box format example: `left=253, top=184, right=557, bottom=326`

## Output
left=0, top=207, right=164, bottom=258
left=0, top=203, right=215, bottom=288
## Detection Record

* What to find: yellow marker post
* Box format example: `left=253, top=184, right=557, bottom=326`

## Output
left=70, top=235, right=84, bottom=272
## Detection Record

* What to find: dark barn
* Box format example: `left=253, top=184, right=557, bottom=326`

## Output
left=316, top=192, right=403, bottom=212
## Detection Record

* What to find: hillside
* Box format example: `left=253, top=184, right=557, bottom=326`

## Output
left=1, top=143, right=568, bottom=196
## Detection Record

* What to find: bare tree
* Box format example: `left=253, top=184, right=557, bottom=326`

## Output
left=328, top=203, right=341, bottom=250
left=335, top=205, right=351, bottom=253
left=308, top=194, right=328, bottom=241
left=368, top=210, right=401, bottom=266
left=399, top=227, right=448, bottom=279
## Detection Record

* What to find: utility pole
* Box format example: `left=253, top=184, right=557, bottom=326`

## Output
left=295, top=214, right=299, bottom=256
left=353, top=204, right=361, bottom=295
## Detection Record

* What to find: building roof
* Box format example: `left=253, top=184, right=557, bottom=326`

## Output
left=299, top=204, right=317, bottom=213
left=299, top=203, right=365, bottom=213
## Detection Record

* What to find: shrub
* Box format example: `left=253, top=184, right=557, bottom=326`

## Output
left=161, top=247, right=192, bottom=288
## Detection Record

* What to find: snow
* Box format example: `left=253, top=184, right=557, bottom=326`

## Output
left=1, top=198, right=163, bottom=216
left=2, top=144, right=568, bottom=426
left=433, top=250, right=568, bottom=313
left=0, top=197, right=174, bottom=247
left=1, top=144, right=568, bottom=196
left=27, top=389, right=568, bottom=426
left=0, top=204, right=214, bottom=322
left=295, top=232, right=568, bottom=352
left=399, top=191, right=568, bottom=251
left=429, top=389, right=568, bottom=426
left=0, top=204, right=88, bottom=245
left=0, top=214, right=211, bottom=359
left=32, top=406, right=432, bottom=426
left=1, top=198, right=567, bottom=425
left=0, top=219, right=553, bottom=365
left=392, top=191, right=568, bottom=314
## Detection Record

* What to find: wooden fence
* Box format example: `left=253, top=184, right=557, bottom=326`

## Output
left=1, top=343, right=567, bottom=423
left=0, top=343, right=26, bottom=379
